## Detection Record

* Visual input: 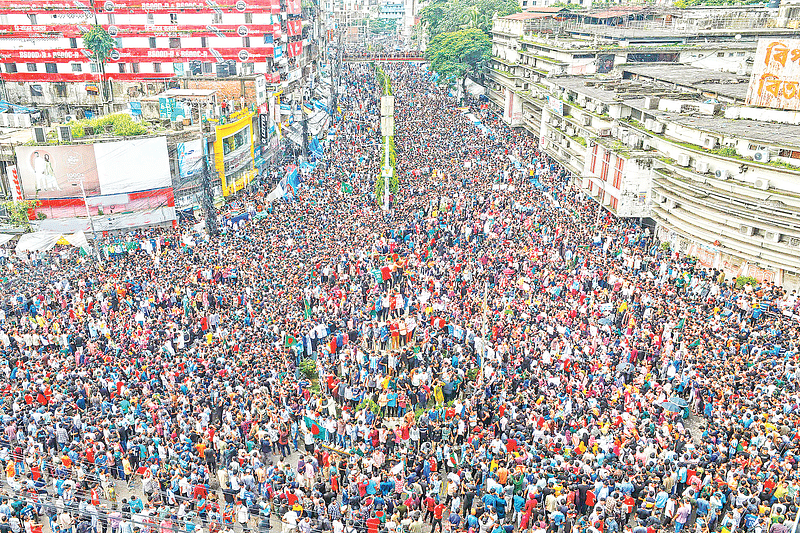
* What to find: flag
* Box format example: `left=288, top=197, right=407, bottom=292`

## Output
left=341, top=182, right=353, bottom=194
left=310, top=137, right=324, bottom=160
left=287, top=19, right=302, bottom=35
left=284, top=334, right=298, bottom=347
left=286, top=40, right=303, bottom=57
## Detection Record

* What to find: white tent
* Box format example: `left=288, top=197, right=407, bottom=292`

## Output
left=16, top=231, right=90, bottom=257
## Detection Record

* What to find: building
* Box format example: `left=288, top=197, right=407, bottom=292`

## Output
left=488, top=9, right=800, bottom=290
left=0, top=0, right=320, bottom=123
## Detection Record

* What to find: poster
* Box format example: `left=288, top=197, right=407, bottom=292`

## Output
left=746, top=38, right=800, bottom=111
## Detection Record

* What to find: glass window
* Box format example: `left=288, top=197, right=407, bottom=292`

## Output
left=223, top=126, right=250, bottom=155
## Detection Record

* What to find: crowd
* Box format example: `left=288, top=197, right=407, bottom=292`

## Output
left=1, top=61, right=799, bottom=533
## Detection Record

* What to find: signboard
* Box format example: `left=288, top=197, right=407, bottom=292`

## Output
left=0, top=23, right=278, bottom=38
left=746, top=38, right=800, bottom=111
left=259, top=113, right=270, bottom=144
left=547, top=95, right=564, bottom=116
left=255, top=74, right=268, bottom=107
left=0, top=0, right=281, bottom=13
left=177, top=139, right=203, bottom=178
left=15, top=137, right=171, bottom=199
left=159, top=97, right=175, bottom=119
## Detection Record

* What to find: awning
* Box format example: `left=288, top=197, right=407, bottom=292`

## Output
left=16, top=231, right=89, bottom=256
left=464, top=78, right=485, bottom=96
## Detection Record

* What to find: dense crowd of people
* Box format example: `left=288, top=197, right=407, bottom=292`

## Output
left=1, top=61, right=799, bottom=533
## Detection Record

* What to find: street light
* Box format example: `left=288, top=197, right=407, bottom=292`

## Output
left=72, top=181, right=101, bottom=260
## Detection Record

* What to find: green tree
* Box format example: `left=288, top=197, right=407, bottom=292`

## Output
left=369, top=17, right=398, bottom=34
left=1, top=199, right=39, bottom=230
left=425, top=28, right=491, bottom=93
left=419, top=0, right=518, bottom=39
left=81, top=25, right=115, bottom=110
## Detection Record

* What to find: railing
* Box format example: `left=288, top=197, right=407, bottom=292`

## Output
left=342, top=52, right=425, bottom=62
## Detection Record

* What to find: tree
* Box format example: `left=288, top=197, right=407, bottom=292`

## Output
left=425, top=28, right=491, bottom=93
left=81, top=25, right=115, bottom=111
left=1, top=200, right=39, bottom=230
left=369, top=17, right=398, bottom=34
left=419, top=0, right=519, bottom=39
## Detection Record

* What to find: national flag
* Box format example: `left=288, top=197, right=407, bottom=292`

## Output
left=341, top=182, right=353, bottom=194
left=284, top=334, right=298, bottom=347
left=286, top=40, right=303, bottom=57
left=287, top=19, right=302, bottom=35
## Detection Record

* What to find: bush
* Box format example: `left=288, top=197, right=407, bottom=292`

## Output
left=68, top=113, right=147, bottom=138
left=735, top=276, right=758, bottom=289
left=299, top=358, right=317, bottom=379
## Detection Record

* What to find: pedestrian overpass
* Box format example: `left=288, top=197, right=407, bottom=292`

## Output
left=342, top=54, right=426, bottom=62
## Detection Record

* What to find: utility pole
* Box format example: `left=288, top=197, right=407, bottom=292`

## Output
left=73, top=180, right=101, bottom=261
left=200, top=133, right=219, bottom=236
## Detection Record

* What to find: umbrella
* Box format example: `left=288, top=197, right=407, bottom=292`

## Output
left=660, top=401, right=682, bottom=413
left=616, top=362, right=634, bottom=374
left=670, top=396, right=689, bottom=408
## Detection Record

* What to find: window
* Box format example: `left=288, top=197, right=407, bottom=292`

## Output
left=169, top=37, right=181, bottom=48
left=201, top=37, right=208, bottom=48
left=116, top=38, right=122, bottom=47
left=69, top=38, right=78, bottom=48
left=26, top=63, right=36, bottom=72
left=779, top=149, right=800, bottom=159
left=521, top=1, right=527, bottom=5
left=132, top=62, right=140, bottom=73
left=203, top=61, right=212, bottom=73
left=118, top=63, right=126, bottom=73
left=28, top=14, right=36, bottom=23
left=90, top=63, right=98, bottom=72
left=612, top=157, right=624, bottom=189
left=30, top=84, right=43, bottom=96
left=71, top=63, right=82, bottom=72
left=153, top=62, right=162, bottom=73
left=169, top=13, right=177, bottom=23
left=717, top=52, right=724, bottom=57
left=149, top=37, right=157, bottom=48
left=245, top=12, right=252, bottom=22
left=590, top=144, right=598, bottom=174
left=4, top=63, right=15, bottom=73
left=146, top=13, right=154, bottom=24
left=243, top=36, right=250, bottom=47
left=600, top=152, right=610, bottom=182
left=737, top=52, right=745, bottom=56
left=212, top=12, right=222, bottom=23
left=610, top=196, right=618, bottom=210
left=54, top=82, right=67, bottom=97
left=108, top=14, right=115, bottom=23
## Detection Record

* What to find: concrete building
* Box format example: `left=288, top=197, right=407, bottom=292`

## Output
left=488, top=8, right=800, bottom=289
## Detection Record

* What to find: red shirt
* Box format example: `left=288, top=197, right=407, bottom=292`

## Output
left=434, top=504, right=446, bottom=520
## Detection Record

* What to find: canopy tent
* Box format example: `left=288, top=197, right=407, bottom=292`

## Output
left=15, top=231, right=90, bottom=257
left=0, top=234, right=15, bottom=247
left=464, top=78, right=486, bottom=96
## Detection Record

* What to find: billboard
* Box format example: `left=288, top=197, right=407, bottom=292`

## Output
left=16, top=137, right=171, bottom=199
left=178, top=139, right=204, bottom=179
left=746, top=38, right=800, bottom=111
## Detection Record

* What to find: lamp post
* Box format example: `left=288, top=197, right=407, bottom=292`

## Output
left=72, top=181, right=100, bottom=260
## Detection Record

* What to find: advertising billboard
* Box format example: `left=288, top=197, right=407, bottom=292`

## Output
left=15, top=137, right=171, bottom=199
left=746, top=38, right=800, bottom=111
left=178, top=139, right=204, bottom=179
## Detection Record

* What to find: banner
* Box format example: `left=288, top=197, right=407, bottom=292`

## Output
left=0, top=0, right=280, bottom=12
left=286, top=0, right=301, bottom=13
left=15, top=137, right=171, bottom=200
left=286, top=41, right=303, bottom=58
left=178, top=139, right=203, bottom=179
left=0, top=23, right=277, bottom=38
left=287, top=19, right=302, bottom=36
left=7, top=165, right=22, bottom=202
left=0, top=47, right=273, bottom=63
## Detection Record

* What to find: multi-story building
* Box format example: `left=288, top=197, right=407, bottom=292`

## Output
left=488, top=8, right=800, bottom=290
left=0, top=0, right=317, bottom=121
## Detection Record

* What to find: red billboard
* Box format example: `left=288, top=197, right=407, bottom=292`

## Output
left=0, top=47, right=273, bottom=62
left=0, top=23, right=278, bottom=38
left=0, top=0, right=279, bottom=13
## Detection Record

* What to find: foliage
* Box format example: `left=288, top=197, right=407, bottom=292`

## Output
left=299, top=358, right=318, bottom=379
left=81, top=25, right=115, bottom=63
left=1, top=199, right=39, bottom=228
left=369, top=17, right=397, bottom=34
left=735, top=276, right=758, bottom=289
left=466, top=367, right=480, bottom=381
left=709, top=146, right=738, bottom=158
left=425, top=29, right=492, bottom=88
left=420, top=0, right=519, bottom=39
left=357, top=398, right=380, bottom=414
left=660, top=241, right=671, bottom=251
left=68, top=113, right=147, bottom=138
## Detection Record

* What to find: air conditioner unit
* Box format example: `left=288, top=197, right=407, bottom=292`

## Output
left=64, top=114, right=77, bottom=123
left=597, top=104, right=608, bottom=115
left=643, top=139, right=651, bottom=150
left=627, top=135, right=642, bottom=149
left=561, top=138, right=569, bottom=148
left=702, top=135, right=719, bottom=149
left=57, top=125, right=71, bottom=143
left=582, top=115, right=591, bottom=126
left=740, top=225, right=756, bottom=236
left=765, top=231, right=781, bottom=243
left=695, top=161, right=709, bottom=174
left=32, top=127, right=46, bottom=143
left=650, top=121, right=664, bottom=134
left=644, top=96, right=660, bottom=109
left=754, top=178, right=770, bottom=190
left=659, top=194, right=668, bottom=204
left=715, top=169, right=731, bottom=180
left=790, top=236, right=800, bottom=247
left=599, top=128, right=611, bottom=137
left=577, top=97, right=587, bottom=107
left=753, top=150, right=770, bottom=162
left=644, top=118, right=655, bottom=130
left=667, top=199, right=678, bottom=209
left=550, top=117, right=560, bottom=126
left=677, top=154, right=691, bottom=167
left=566, top=126, right=575, bottom=136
